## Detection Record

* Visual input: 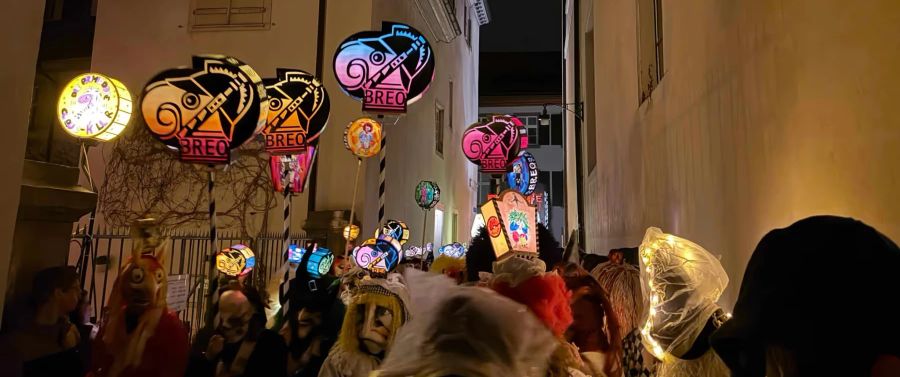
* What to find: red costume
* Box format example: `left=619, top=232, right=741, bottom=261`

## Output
left=92, top=309, right=188, bottom=377
left=90, top=220, right=190, bottom=377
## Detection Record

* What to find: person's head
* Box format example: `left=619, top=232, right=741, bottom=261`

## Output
left=561, top=271, right=622, bottom=376
left=31, top=266, right=80, bottom=316
left=608, top=249, right=625, bottom=265
left=594, top=261, right=643, bottom=333
left=639, top=227, right=728, bottom=361
left=216, top=290, right=253, bottom=343
left=711, top=216, right=900, bottom=377
left=580, top=253, right=607, bottom=272
left=284, top=275, right=340, bottom=357
left=215, top=285, right=267, bottom=343
left=373, top=270, right=558, bottom=377
left=337, top=278, right=410, bottom=357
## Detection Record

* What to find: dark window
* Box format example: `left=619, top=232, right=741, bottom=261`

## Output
left=449, top=81, right=453, bottom=130
left=585, top=30, right=597, bottom=172
left=637, top=0, right=664, bottom=103
left=551, top=172, right=564, bottom=207
left=464, top=2, right=472, bottom=48
left=435, top=103, right=445, bottom=157
left=538, top=124, right=550, bottom=147
left=550, top=114, right=562, bottom=145
left=527, top=127, right=538, bottom=146
left=538, top=171, right=551, bottom=193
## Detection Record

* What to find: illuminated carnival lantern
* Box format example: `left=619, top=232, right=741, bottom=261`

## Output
left=141, top=55, right=267, bottom=290
left=376, top=220, right=410, bottom=245
left=343, top=224, right=361, bottom=241
left=414, top=180, right=441, bottom=252
left=216, top=244, right=256, bottom=277
left=333, top=22, right=435, bottom=114
left=462, top=115, right=523, bottom=174
left=343, top=117, right=383, bottom=158
left=58, top=73, right=132, bottom=141
left=262, top=68, right=330, bottom=154
left=414, top=181, right=441, bottom=209
left=479, top=189, right=538, bottom=259
left=353, top=235, right=402, bottom=275
left=506, top=152, right=539, bottom=195
left=141, top=55, right=267, bottom=165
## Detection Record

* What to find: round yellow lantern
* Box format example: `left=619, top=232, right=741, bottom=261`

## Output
left=57, top=73, right=132, bottom=141
left=343, top=224, right=360, bottom=241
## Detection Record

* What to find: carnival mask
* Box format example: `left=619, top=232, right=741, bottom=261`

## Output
left=217, top=290, right=253, bottom=343
left=357, top=302, right=394, bottom=355
left=123, top=219, right=168, bottom=313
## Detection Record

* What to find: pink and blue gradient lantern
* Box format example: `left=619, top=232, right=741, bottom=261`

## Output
left=333, top=22, right=435, bottom=114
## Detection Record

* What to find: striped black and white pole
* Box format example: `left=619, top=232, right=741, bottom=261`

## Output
left=279, top=164, right=295, bottom=315
left=378, top=134, right=386, bottom=225
left=207, top=169, right=217, bottom=296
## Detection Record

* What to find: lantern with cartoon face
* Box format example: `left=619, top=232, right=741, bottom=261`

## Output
left=216, top=244, right=255, bottom=277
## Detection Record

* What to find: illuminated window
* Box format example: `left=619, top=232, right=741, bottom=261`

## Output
left=435, top=101, right=445, bottom=157
left=190, top=0, right=272, bottom=31
left=637, top=0, right=664, bottom=104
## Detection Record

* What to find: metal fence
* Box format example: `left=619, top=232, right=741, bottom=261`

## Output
left=71, top=224, right=310, bottom=338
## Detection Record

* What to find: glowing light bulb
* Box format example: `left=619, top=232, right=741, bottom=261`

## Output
left=649, top=307, right=657, bottom=316
left=651, top=294, right=659, bottom=305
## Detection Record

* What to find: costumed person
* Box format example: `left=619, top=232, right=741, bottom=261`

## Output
left=557, top=262, right=623, bottom=377
left=489, top=256, right=582, bottom=377
left=373, top=269, right=558, bottom=377
left=318, top=275, right=411, bottom=377
left=592, top=249, right=654, bottom=377
left=91, top=219, right=189, bottom=377
left=188, top=285, right=287, bottom=377
left=429, top=254, right=466, bottom=284
left=639, top=227, right=730, bottom=377
left=711, top=216, right=900, bottom=377
left=277, top=246, right=343, bottom=377
left=0, top=266, right=84, bottom=377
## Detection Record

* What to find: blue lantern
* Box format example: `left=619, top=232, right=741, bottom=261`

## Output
left=288, top=243, right=304, bottom=264
left=306, top=246, right=334, bottom=279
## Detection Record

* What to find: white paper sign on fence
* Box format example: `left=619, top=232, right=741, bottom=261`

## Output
left=167, top=274, right=190, bottom=313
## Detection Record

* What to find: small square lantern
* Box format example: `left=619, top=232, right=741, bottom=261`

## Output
left=479, top=189, right=538, bottom=259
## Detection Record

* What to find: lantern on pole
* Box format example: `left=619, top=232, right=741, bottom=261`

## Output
left=414, top=180, right=441, bottom=250
left=57, top=72, right=134, bottom=280
left=141, top=55, right=267, bottom=296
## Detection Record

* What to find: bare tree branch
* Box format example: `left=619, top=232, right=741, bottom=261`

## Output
left=99, top=126, right=276, bottom=237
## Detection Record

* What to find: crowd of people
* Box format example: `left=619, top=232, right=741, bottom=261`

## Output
left=2, top=215, right=899, bottom=377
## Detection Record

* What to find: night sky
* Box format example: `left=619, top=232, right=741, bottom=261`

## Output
left=480, top=0, right=562, bottom=53
left=479, top=0, right=563, bottom=99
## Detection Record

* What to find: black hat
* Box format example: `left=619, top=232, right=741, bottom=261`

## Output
left=711, top=215, right=900, bottom=376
